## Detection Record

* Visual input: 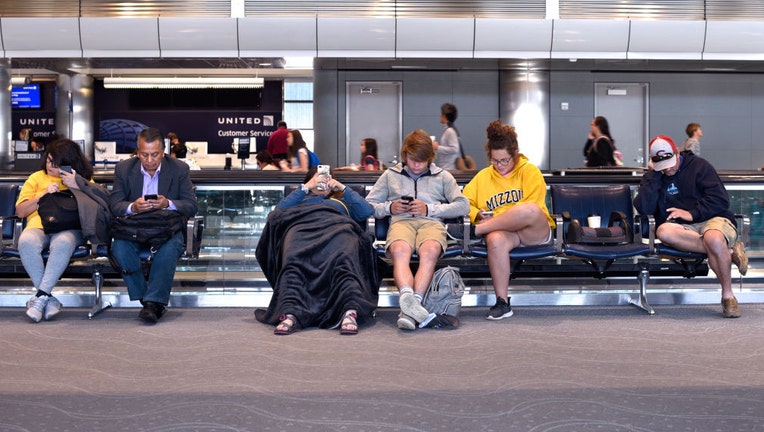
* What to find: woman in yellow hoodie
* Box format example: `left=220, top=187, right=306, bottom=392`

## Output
left=462, top=119, right=555, bottom=320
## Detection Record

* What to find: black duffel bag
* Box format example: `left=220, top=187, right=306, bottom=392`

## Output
left=110, top=208, right=185, bottom=251
left=37, top=190, right=81, bottom=234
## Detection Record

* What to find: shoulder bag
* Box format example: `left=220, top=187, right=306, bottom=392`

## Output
left=37, top=190, right=81, bottom=234
left=110, top=208, right=185, bottom=251
left=454, top=133, right=476, bottom=171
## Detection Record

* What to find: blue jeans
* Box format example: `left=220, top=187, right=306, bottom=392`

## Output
left=19, top=228, right=83, bottom=295
left=110, top=231, right=185, bottom=305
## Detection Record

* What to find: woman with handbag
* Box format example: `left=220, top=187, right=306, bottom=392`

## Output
left=433, top=103, right=461, bottom=170
left=15, top=139, right=94, bottom=322
left=583, top=116, right=620, bottom=167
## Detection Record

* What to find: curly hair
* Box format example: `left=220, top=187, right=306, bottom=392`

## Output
left=41, top=138, right=94, bottom=179
left=484, top=119, right=519, bottom=161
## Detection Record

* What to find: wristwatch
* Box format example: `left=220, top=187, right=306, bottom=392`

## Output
left=300, top=184, right=310, bottom=194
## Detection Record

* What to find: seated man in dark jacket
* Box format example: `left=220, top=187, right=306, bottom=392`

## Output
left=109, top=127, right=198, bottom=323
left=633, top=135, right=747, bottom=318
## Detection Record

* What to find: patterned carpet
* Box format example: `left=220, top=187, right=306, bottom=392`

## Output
left=1, top=304, right=763, bottom=432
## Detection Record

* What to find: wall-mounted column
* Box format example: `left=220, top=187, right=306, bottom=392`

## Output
left=500, top=70, right=550, bottom=170
left=0, top=60, right=12, bottom=169
left=56, top=74, right=95, bottom=158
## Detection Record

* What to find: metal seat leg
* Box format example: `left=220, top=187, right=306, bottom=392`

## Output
left=88, top=266, right=112, bottom=319
left=629, top=266, right=655, bottom=315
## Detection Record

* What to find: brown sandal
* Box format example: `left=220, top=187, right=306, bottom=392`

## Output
left=340, top=310, right=358, bottom=335
left=274, top=314, right=301, bottom=335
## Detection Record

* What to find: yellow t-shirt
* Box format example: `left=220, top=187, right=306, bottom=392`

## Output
left=16, top=170, right=67, bottom=230
left=462, top=154, right=555, bottom=228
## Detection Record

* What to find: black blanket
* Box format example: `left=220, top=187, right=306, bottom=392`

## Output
left=255, top=203, right=382, bottom=328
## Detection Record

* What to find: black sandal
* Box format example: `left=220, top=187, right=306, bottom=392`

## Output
left=340, top=310, right=358, bottom=336
left=274, top=314, right=301, bottom=335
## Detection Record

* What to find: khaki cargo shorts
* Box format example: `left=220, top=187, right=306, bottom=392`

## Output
left=683, top=216, right=738, bottom=246
left=385, top=218, right=447, bottom=257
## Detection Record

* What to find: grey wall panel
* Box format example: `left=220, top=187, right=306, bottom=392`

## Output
left=316, top=69, right=499, bottom=168
left=548, top=71, right=594, bottom=170
left=313, top=68, right=340, bottom=166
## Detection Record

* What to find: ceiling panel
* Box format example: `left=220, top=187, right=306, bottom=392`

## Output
left=628, top=20, right=705, bottom=60
left=238, top=17, right=317, bottom=57
left=704, top=21, right=764, bottom=60
left=396, top=17, right=474, bottom=58
left=317, top=17, right=395, bottom=58
left=551, top=19, right=629, bottom=59
left=81, top=18, right=160, bottom=58
left=1, top=18, right=82, bottom=57
left=474, top=18, right=552, bottom=59
left=158, top=17, right=239, bottom=57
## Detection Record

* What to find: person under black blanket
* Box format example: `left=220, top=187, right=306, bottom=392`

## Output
left=255, top=167, right=380, bottom=335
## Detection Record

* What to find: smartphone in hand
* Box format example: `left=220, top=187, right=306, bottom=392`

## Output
left=401, top=195, right=413, bottom=204
left=144, top=194, right=158, bottom=200
left=317, top=165, right=330, bottom=191
left=60, top=165, right=72, bottom=173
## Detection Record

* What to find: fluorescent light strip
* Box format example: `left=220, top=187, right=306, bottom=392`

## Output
left=103, top=77, right=264, bottom=89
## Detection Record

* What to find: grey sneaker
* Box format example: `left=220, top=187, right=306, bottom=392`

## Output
left=399, top=292, right=431, bottom=323
left=486, top=297, right=514, bottom=320
left=397, top=312, right=417, bottom=330
left=44, top=296, right=63, bottom=320
left=26, top=295, right=49, bottom=323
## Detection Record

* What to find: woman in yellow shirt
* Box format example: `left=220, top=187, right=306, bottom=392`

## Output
left=462, top=120, right=554, bottom=321
left=15, top=139, right=94, bottom=323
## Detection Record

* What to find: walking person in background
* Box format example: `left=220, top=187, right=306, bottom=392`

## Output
left=681, top=122, right=703, bottom=155
left=583, top=116, right=617, bottom=167
left=433, top=103, right=460, bottom=170
left=267, top=121, right=289, bottom=161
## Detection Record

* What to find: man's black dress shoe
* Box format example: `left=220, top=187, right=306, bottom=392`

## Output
left=139, top=301, right=167, bottom=323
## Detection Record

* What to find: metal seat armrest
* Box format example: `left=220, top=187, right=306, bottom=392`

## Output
left=552, top=214, right=564, bottom=253
left=461, top=214, right=470, bottom=255
left=0, top=214, right=20, bottom=244
left=635, top=214, right=656, bottom=254
left=12, top=218, right=24, bottom=248
left=367, top=216, right=376, bottom=238
left=185, top=215, right=205, bottom=258
left=734, top=214, right=750, bottom=245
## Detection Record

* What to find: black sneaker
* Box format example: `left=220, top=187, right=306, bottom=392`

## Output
left=486, top=297, right=513, bottom=320
left=421, top=314, right=460, bottom=329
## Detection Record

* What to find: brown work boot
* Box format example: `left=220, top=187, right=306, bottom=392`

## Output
left=722, top=297, right=741, bottom=318
left=731, top=241, right=748, bottom=276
